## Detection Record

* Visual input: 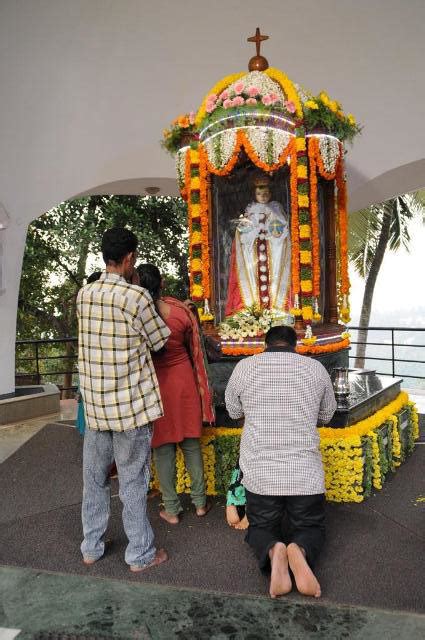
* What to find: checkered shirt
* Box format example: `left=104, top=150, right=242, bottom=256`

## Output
left=225, top=349, right=337, bottom=496
left=76, top=271, right=170, bottom=431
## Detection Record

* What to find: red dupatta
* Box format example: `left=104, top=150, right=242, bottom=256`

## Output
left=162, top=297, right=215, bottom=424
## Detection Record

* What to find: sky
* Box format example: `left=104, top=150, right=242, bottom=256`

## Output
left=349, top=217, right=425, bottom=328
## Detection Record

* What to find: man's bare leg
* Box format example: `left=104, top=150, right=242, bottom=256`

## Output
left=268, top=542, right=292, bottom=598
left=287, top=542, right=321, bottom=598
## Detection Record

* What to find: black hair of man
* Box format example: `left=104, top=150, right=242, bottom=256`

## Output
left=137, top=263, right=162, bottom=301
left=265, top=325, right=297, bottom=348
left=101, top=227, right=138, bottom=265
left=86, top=271, right=102, bottom=284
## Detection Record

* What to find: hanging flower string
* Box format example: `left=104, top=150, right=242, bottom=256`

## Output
left=294, top=125, right=314, bottom=323
left=289, top=143, right=300, bottom=302
left=336, top=158, right=350, bottom=323
left=307, top=138, right=321, bottom=299
left=188, top=148, right=204, bottom=300
left=199, top=148, right=211, bottom=300
left=202, top=129, right=293, bottom=176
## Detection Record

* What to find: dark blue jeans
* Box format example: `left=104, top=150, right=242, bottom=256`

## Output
left=245, top=489, right=326, bottom=570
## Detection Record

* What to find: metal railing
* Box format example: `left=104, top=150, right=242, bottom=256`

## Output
left=15, top=328, right=425, bottom=397
left=15, top=337, right=78, bottom=398
left=348, top=326, right=425, bottom=383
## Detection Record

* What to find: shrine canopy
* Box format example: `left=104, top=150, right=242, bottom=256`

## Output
left=162, top=29, right=360, bottom=357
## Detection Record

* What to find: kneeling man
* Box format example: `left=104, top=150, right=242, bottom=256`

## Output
left=225, top=326, right=336, bottom=598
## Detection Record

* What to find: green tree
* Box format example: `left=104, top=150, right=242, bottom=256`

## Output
left=349, top=193, right=424, bottom=367
left=17, top=195, right=189, bottom=395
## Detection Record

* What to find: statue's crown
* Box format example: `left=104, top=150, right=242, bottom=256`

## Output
left=253, top=174, right=271, bottom=187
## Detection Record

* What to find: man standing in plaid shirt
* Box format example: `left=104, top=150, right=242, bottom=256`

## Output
left=77, top=227, right=170, bottom=572
left=225, top=325, right=336, bottom=598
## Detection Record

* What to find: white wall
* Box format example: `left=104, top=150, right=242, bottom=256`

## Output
left=1, top=0, right=424, bottom=393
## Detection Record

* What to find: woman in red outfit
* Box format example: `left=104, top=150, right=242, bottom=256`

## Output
left=137, top=264, right=215, bottom=524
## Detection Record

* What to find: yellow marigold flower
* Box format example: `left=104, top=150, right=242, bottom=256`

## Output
left=329, top=100, right=338, bottom=113
left=190, top=149, right=199, bottom=162
left=347, top=114, right=356, bottom=126
left=301, top=279, right=312, bottom=292
left=191, top=176, right=200, bottom=189
left=297, top=164, right=308, bottom=179
left=302, top=305, right=313, bottom=321
left=191, top=230, right=202, bottom=244
left=298, top=194, right=309, bottom=208
left=319, top=92, right=330, bottom=106
left=299, top=224, right=311, bottom=238
left=190, top=204, right=201, bottom=218
left=296, top=137, right=306, bottom=151
left=191, top=258, right=202, bottom=272
left=192, top=284, right=203, bottom=298
left=305, top=100, right=319, bottom=110
left=300, top=250, right=312, bottom=264
left=290, top=307, right=303, bottom=317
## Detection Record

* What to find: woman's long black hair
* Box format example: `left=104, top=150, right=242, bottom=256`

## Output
left=137, top=263, right=162, bottom=301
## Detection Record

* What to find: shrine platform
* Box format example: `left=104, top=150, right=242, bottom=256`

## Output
left=0, top=407, right=424, bottom=638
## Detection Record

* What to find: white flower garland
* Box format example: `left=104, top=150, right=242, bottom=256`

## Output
left=318, top=136, right=340, bottom=174
left=227, top=70, right=286, bottom=104
left=176, top=148, right=188, bottom=188
left=219, top=306, right=294, bottom=340
left=204, top=129, right=237, bottom=169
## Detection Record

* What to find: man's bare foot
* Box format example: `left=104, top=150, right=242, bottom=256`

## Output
left=159, top=510, right=179, bottom=525
left=226, top=505, right=240, bottom=527
left=234, top=514, right=249, bottom=530
left=269, top=542, right=292, bottom=598
left=287, top=542, right=321, bottom=598
left=196, top=502, right=212, bottom=517
left=130, top=548, right=168, bottom=572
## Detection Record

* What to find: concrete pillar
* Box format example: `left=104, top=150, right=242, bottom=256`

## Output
left=0, top=217, right=28, bottom=395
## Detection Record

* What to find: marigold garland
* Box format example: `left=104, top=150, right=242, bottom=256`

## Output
left=307, top=138, right=321, bottom=297
left=289, top=143, right=300, bottom=296
left=221, top=336, right=350, bottom=356
left=201, top=130, right=294, bottom=176
left=336, top=158, right=350, bottom=298
left=199, top=149, right=211, bottom=299
left=151, top=395, right=418, bottom=503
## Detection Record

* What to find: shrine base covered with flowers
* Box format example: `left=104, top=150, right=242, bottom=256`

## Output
left=151, top=393, right=419, bottom=503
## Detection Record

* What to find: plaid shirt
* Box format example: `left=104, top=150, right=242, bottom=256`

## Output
left=225, top=348, right=337, bottom=496
left=76, top=271, right=170, bottom=431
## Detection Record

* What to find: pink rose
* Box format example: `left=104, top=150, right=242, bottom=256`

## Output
left=232, top=96, right=245, bottom=107
left=207, top=93, right=217, bottom=102
left=246, top=97, right=257, bottom=106
left=285, top=100, right=296, bottom=113
left=219, top=89, right=229, bottom=101
left=270, top=93, right=280, bottom=104
left=234, top=81, right=244, bottom=94
left=262, top=94, right=273, bottom=106
left=223, top=98, right=233, bottom=109
left=248, top=86, right=259, bottom=97
left=206, top=101, right=216, bottom=113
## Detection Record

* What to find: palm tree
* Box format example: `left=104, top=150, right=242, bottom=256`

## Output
left=349, top=193, right=424, bottom=368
